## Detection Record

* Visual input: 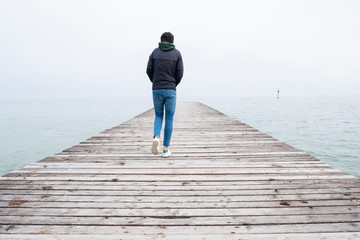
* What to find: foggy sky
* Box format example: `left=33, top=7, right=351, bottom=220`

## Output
left=1, top=0, right=360, bottom=100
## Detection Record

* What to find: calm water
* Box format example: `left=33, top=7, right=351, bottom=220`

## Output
left=0, top=96, right=359, bottom=177
left=203, top=97, right=360, bottom=178
left=0, top=97, right=152, bottom=176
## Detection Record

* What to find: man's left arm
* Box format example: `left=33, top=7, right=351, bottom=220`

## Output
left=175, top=53, right=184, bottom=86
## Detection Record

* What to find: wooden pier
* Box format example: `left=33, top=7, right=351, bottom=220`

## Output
left=0, top=102, right=359, bottom=239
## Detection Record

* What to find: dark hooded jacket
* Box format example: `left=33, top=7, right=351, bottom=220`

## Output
left=146, top=42, right=184, bottom=90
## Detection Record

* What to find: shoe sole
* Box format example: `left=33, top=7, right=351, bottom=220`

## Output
left=162, top=152, right=171, bottom=158
left=151, top=140, right=159, bottom=155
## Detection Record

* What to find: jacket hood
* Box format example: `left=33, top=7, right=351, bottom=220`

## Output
left=159, top=41, right=175, bottom=51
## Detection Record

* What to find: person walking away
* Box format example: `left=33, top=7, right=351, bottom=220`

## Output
left=146, top=32, right=184, bottom=158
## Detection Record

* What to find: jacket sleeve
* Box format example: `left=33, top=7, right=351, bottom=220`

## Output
left=146, top=53, right=153, bottom=82
left=175, top=53, right=184, bottom=86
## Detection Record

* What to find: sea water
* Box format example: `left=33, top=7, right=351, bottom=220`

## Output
left=202, top=97, right=360, bottom=178
left=0, top=97, right=152, bottom=177
left=0, top=96, right=359, bottom=177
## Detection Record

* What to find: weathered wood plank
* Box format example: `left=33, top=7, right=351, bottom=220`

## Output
left=1, top=214, right=359, bottom=225
left=2, top=206, right=359, bottom=217
left=1, top=178, right=357, bottom=186
left=0, top=233, right=359, bottom=240
left=1, top=224, right=359, bottom=234
left=1, top=199, right=358, bottom=209
left=21, top=162, right=330, bottom=169
left=1, top=193, right=358, bottom=202
left=1, top=188, right=359, bottom=196
left=8, top=168, right=343, bottom=175
left=1, top=182, right=358, bottom=190
left=1, top=174, right=355, bottom=182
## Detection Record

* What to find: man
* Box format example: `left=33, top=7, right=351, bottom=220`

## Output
left=146, top=32, right=184, bottom=158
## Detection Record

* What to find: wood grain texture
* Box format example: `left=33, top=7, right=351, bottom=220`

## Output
left=1, top=102, right=359, bottom=239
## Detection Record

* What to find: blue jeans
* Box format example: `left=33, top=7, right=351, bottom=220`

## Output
left=153, top=89, right=176, bottom=147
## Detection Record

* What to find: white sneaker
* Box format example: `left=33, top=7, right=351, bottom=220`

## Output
left=151, top=137, right=160, bottom=155
left=162, top=150, right=172, bottom=158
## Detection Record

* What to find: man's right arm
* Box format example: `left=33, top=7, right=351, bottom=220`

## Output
left=146, top=53, right=153, bottom=82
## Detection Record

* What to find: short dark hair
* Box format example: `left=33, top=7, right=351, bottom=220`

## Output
left=160, top=32, right=174, bottom=43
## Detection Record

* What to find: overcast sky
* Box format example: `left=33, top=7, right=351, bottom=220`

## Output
left=1, top=0, right=359, bottom=100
